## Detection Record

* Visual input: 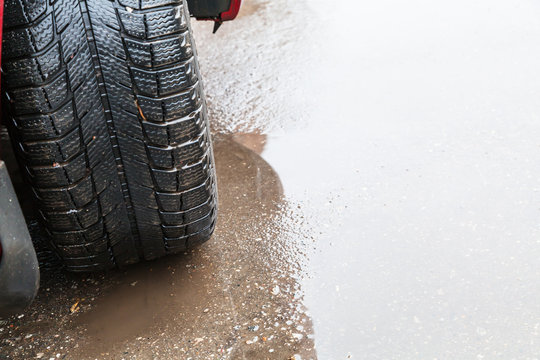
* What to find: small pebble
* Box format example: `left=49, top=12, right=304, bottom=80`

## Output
left=246, top=336, right=258, bottom=345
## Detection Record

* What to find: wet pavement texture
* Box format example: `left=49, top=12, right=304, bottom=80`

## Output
left=3, top=0, right=540, bottom=358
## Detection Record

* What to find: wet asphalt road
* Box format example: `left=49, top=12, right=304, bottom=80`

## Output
left=3, top=0, right=540, bottom=358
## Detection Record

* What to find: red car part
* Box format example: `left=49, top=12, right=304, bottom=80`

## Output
left=191, top=0, right=242, bottom=33
left=219, top=0, right=241, bottom=21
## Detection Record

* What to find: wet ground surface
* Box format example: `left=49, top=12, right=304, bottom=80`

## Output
left=3, top=0, right=540, bottom=359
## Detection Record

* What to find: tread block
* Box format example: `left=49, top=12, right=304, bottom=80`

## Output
left=173, top=135, right=207, bottom=164
left=147, top=139, right=208, bottom=169
left=118, top=5, right=187, bottom=39
left=74, top=74, right=100, bottom=117
left=158, top=196, right=213, bottom=225
left=184, top=197, right=213, bottom=223
left=142, top=109, right=202, bottom=145
left=9, top=73, right=69, bottom=115
left=109, top=110, right=145, bottom=139
left=156, top=192, right=181, bottom=212
left=60, top=19, right=86, bottom=63
left=165, top=238, right=186, bottom=251
left=129, top=185, right=159, bottom=209
left=3, top=44, right=62, bottom=88
left=122, top=158, right=154, bottom=187
left=131, top=60, right=197, bottom=96
left=24, top=127, right=81, bottom=165
left=147, top=134, right=207, bottom=168
left=152, top=32, right=193, bottom=66
left=118, top=0, right=139, bottom=8
left=99, top=182, right=123, bottom=215
left=104, top=207, right=134, bottom=247
left=91, top=159, right=117, bottom=193
left=88, top=0, right=120, bottom=31
left=153, top=168, right=177, bottom=191
left=57, top=236, right=109, bottom=257
left=179, top=161, right=207, bottom=190
left=186, top=211, right=213, bottom=233
left=146, top=6, right=187, bottom=38
left=158, top=60, right=197, bottom=95
left=67, top=44, right=94, bottom=90
left=80, top=100, right=107, bottom=144
left=69, top=176, right=96, bottom=207
left=51, top=219, right=105, bottom=245
left=36, top=173, right=94, bottom=210
left=186, top=220, right=215, bottom=249
left=13, top=101, right=76, bottom=141
left=118, top=11, right=146, bottom=38
left=181, top=181, right=211, bottom=210
left=150, top=162, right=208, bottom=192
left=124, top=32, right=192, bottom=68
left=117, top=134, right=149, bottom=163
left=62, top=251, right=113, bottom=268
left=4, top=0, right=48, bottom=28
left=147, top=145, right=173, bottom=168
left=162, top=224, right=185, bottom=238
left=119, top=0, right=180, bottom=9
left=133, top=207, right=165, bottom=259
left=124, top=38, right=153, bottom=68
left=137, top=86, right=201, bottom=122
left=54, top=0, right=80, bottom=33
left=44, top=199, right=100, bottom=231
left=28, top=152, right=88, bottom=186
left=2, top=13, right=54, bottom=58
left=131, top=68, right=159, bottom=96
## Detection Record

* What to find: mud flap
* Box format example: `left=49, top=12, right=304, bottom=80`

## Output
left=0, top=161, right=39, bottom=318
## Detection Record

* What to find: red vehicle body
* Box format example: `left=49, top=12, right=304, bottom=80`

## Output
left=0, top=0, right=241, bottom=318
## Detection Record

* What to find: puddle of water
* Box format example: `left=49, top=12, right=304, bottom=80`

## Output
left=69, top=136, right=316, bottom=359
left=195, top=0, right=540, bottom=358
left=0, top=137, right=316, bottom=360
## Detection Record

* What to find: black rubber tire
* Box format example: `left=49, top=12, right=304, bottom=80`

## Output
left=2, top=0, right=217, bottom=272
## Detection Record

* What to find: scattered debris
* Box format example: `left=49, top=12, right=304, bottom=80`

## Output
left=70, top=300, right=80, bottom=314
left=135, top=100, right=147, bottom=121
left=245, top=336, right=259, bottom=345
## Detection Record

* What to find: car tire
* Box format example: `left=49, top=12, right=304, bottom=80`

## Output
left=2, top=0, right=217, bottom=271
